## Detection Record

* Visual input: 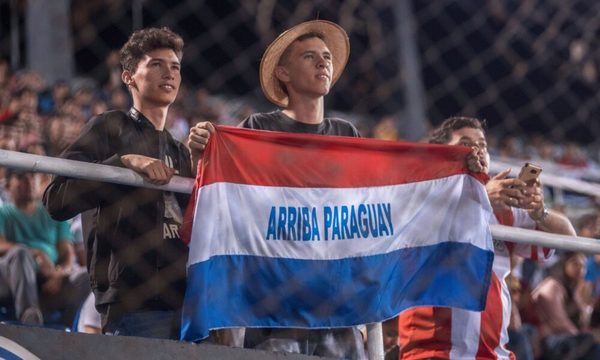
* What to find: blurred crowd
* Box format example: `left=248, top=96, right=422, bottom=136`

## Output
left=1, top=53, right=600, bottom=359
left=2, top=54, right=600, bottom=177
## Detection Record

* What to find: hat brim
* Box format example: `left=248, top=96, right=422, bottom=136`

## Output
left=260, top=20, right=350, bottom=108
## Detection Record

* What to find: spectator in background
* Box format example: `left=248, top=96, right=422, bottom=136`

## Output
left=0, top=58, right=10, bottom=88
left=0, top=91, right=19, bottom=124
left=194, top=87, right=224, bottom=123
left=102, top=50, right=124, bottom=94
left=507, top=273, right=539, bottom=360
left=90, top=99, right=108, bottom=116
left=497, top=134, right=520, bottom=159
left=44, top=114, right=83, bottom=157
left=372, top=115, right=399, bottom=141
left=165, top=103, right=189, bottom=142
left=187, top=112, right=218, bottom=128
left=52, top=81, right=71, bottom=112
left=590, top=299, right=600, bottom=346
left=530, top=138, right=557, bottom=163
left=579, top=213, right=600, bottom=302
left=108, top=87, right=130, bottom=110
left=44, top=26, right=193, bottom=340
left=399, top=116, right=576, bottom=360
left=12, top=70, right=45, bottom=95
left=532, top=251, right=600, bottom=359
left=57, top=97, right=85, bottom=123
left=0, top=170, right=89, bottom=326
left=559, top=142, right=589, bottom=168
left=72, top=83, right=95, bottom=120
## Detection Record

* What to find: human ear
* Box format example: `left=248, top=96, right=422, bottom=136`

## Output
left=122, top=71, right=136, bottom=88
left=274, top=66, right=290, bottom=83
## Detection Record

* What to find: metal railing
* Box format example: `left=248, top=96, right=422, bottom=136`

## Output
left=2, top=148, right=599, bottom=360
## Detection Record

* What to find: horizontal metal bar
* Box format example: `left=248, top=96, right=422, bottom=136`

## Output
left=0, top=149, right=194, bottom=194
left=1, top=150, right=598, bottom=252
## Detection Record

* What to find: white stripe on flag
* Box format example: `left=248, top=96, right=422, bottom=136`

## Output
left=0, top=336, right=40, bottom=360
left=188, top=174, right=492, bottom=264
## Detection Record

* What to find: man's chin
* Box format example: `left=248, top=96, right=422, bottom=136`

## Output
left=152, top=96, right=178, bottom=107
left=315, top=86, right=330, bottom=96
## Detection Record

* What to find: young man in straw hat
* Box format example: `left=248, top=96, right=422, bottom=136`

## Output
left=236, top=20, right=360, bottom=135
left=187, top=20, right=360, bottom=166
left=188, top=20, right=366, bottom=358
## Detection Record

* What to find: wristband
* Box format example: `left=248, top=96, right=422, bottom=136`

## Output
left=531, top=207, right=550, bottom=223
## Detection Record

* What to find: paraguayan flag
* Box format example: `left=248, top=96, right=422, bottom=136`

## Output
left=180, top=126, right=494, bottom=341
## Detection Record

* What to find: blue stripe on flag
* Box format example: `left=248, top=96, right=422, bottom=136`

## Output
left=181, top=241, right=493, bottom=341
left=0, top=347, right=24, bottom=360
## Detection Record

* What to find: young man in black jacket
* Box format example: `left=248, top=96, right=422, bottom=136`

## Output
left=43, top=27, right=192, bottom=339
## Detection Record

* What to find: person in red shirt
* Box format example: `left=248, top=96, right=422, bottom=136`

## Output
left=398, top=116, right=576, bottom=360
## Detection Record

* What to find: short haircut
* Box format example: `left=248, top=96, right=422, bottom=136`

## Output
left=119, top=27, right=184, bottom=74
left=428, top=116, right=486, bottom=145
left=277, top=31, right=325, bottom=95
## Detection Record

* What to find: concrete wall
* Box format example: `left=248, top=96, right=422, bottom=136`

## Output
left=0, top=324, right=329, bottom=360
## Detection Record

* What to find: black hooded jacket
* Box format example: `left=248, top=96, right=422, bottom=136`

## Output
left=43, top=108, right=192, bottom=326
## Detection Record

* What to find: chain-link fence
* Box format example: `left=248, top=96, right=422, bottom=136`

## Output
left=3, top=0, right=600, bottom=148
left=66, top=0, right=409, bottom=127
left=414, top=0, right=600, bottom=145
left=2, top=1, right=600, bottom=358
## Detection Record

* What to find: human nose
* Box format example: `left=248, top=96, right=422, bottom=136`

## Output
left=163, top=66, right=175, bottom=79
left=316, top=54, right=329, bottom=68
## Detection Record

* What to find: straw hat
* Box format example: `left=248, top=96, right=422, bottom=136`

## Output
left=259, top=20, right=350, bottom=108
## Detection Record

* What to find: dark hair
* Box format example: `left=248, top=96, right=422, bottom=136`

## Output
left=428, top=116, right=486, bottom=145
left=549, top=251, right=586, bottom=293
left=119, top=27, right=184, bottom=73
left=277, top=31, right=325, bottom=95
left=578, top=213, right=599, bottom=235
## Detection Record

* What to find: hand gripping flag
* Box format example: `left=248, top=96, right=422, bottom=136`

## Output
left=180, top=126, right=493, bottom=341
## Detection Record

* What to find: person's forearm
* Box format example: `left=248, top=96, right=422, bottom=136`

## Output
left=30, top=248, right=57, bottom=278
left=44, top=176, right=108, bottom=221
left=56, top=240, right=75, bottom=272
left=0, top=241, right=14, bottom=256
left=535, top=210, right=576, bottom=236
left=191, top=154, right=202, bottom=176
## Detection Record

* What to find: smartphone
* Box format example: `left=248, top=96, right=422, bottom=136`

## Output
left=518, top=162, right=542, bottom=185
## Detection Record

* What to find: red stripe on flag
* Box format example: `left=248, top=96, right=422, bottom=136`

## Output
left=199, top=126, right=487, bottom=188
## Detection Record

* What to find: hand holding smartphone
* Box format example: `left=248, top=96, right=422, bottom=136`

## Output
left=517, top=162, right=542, bottom=185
